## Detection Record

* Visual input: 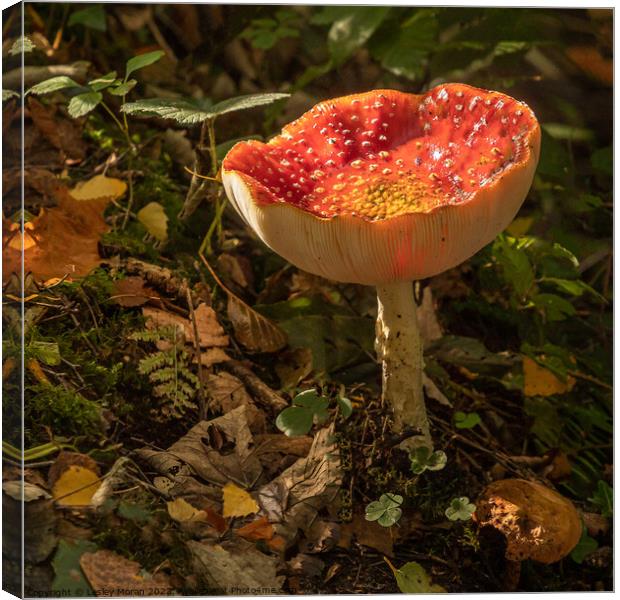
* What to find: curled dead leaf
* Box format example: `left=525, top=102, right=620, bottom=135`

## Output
left=523, top=356, right=576, bottom=397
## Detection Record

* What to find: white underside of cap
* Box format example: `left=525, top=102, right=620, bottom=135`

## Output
left=222, top=134, right=540, bottom=286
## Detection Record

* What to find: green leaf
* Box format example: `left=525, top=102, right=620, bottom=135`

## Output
left=9, top=35, right=35, bottom=55
left=67, top=91, right=102, bottom=118
left=207, top=93, right=291, bottom=119
left=328, top=7, right=391, bottom=66
left=122, top=98, right=212, bottom=126
left=493, top=235, right=535, bottom=297
left=410, top=446, right=447, bottom=475
left=445, top=496, right=476, bottom=521
left=2, top=89, right=19, bottom=101
left=387, top=560, right=446, bottom=593
left=27, top=76, right=81, bottom=96
left=365, top=493, right=403, bottom=527
left=88, top=71, right=117, bottom=92
left=336, top=395, right=353, bottom=419
left=541, top=278, right=605, bottom=302
left=591, top=146, right=612, bottom=176
left=108, top=79, right=137, bottom=96
left=68, top=5, right=107, bottom=32
left=275, top=389, right=330, bottom=436
left=117, top=501, right=151, bottom=523
left=570, top=524, right=598, bottom=564
left=125, top=50, right=165, bottom=80
left=51, top=539, right=97, bottom=595
left=589, top=481, right=612, bottom=517
left=531, top=293, right=576, bottom=321
left=29, top=341, right=61, bottom=366
left=454, top=411, right=481, bottom=430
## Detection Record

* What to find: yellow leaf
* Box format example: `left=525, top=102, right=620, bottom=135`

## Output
left=167, top=497, right=206, bottom=523
left=222, top=482, right=259, bottom=518
left=137, top=202, right=168, bottom=242
left=52, top=465, right=100, bottom=506
left=69, top=174, right=127, bottom=202
left=523, top=356, right=576, bottom=397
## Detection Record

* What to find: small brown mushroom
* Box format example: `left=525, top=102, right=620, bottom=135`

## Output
left=474, top=478, right=582, bottom=588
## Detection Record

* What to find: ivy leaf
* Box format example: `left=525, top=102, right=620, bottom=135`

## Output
left=108, top=80, right=137, bottom=96
left=445, top=496, right=476, bottom=521
left=589, top=481, right=612, bottom=517
left=336, top=395, right=353, bottom=419
left=328, top=7, right=391, bottom=66
left=570, top=524, right=598, bottom=564
left=410, top=446, right=447, bottom=475
left=275, top=389, right=329, bottom=436
left=365, top=493, right=403, bottom=527
left=88, top=71, right=118, bottom=92
left=385, top=559, right=446, bottom=593
left=125, top=50, right=165, bottom=80
left=454, top=411, right=481, bottom=429
left=67, top=91, right=102, bottom=118
left=27, top=76, right=81, bottom=96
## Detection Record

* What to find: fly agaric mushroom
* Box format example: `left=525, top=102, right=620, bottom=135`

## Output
left=474, top=478, right=582, bottom=588
left=222, top=84, right=540, bottom=446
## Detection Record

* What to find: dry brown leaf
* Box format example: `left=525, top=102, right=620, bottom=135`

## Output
left=28, top=97, right=86, bottom=160
left=339, top=512, right=394, bottom=557
left=167, top=497, right=227, bottom=532
left=566, top=45, right=613, bottom=86
left=110, top=276, right=159, bottom=307
left=199, top=347, right=231, bottom=366
left=80, top=550, right=174, bottom=596
left=235, top=515, right=274, bottom=542
left=142, top=304, right=229, bottom=348
left=2, top=187, right=111, bottom=283
left=222, top=482, right=259, bottom=518
left=275, top=347, right=313, bottom=389
left=523, top=356, right=576, bottom=397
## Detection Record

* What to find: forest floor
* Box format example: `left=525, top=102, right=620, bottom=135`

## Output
left=2, top=5, right=613, bottom=596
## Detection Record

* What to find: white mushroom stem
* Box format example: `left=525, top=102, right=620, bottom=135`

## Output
left=375, top=280, right=431, bottom=447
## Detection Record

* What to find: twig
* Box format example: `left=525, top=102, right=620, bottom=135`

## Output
left=185, top=287, right=208, bottom=421
left=222, top=360, right=288, bottom=412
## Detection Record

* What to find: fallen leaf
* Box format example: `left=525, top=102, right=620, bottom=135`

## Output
left=136, top=405, right=262, bottom=488
left=236, top=516, right=274, bottom=542
left=69, top=174, right=127, bottom=202
left=143, top=304, right=229, bottom=348
left=275, top=347, right=313, bottom=389
left=137, top=201, right=168, bottom=242
left=167, top=496, right=227, bottom=532
left=2, top=187, right=111, bottom=283
left=80, top=550, right=174, bottom=596
left=3, top=480, right=51, bottom=502
left=222, top=482, right=259, bottom=518
left=523, top=356, right=576, bottom=397
left=566, top=45, right=613, bottom=86
left=385, top=559, right=446, bottom=593
left=110, top=276, right=159, bottom=307
left=339, top=512, right=394, bottom=557
left=257, top=425, right=342, bottom=547
left=187, top=538, right=285, bottom=593
left=51, top=539, right=97, bottom=596
left=52, top=466, right=100, bottom=507
left=287, top=554, right=325, bottom=578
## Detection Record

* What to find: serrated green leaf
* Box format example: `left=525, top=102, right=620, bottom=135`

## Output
left=27, top=76, right=81, bottom=96
left=125, top=50, right=165, bottom=80
left=122, top=98, right=212, bottom=126
left=208, top=93, right=290, bottom=119
left=9, top=35, right=35, bottom=55
left=88, top=71, right=117, bottom=92
left=68, top=5, right=107, bottom=31
left=67, top=91, right=102, bottom=118
left=108, top=79, right=137, bottom=96
left=2, top=89, right=19, bottom=101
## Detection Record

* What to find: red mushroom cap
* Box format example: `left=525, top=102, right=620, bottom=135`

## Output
left=222, top=84, right=540, bottom=285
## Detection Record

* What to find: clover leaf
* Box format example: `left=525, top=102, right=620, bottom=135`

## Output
left=410, top=446, right=447, bottom=475
left=454, top=411, right=482, bottom=429
left=365, top=493, right=403, bottom=527
left=275, top=389, right=329, bottom=436
left=445, top=496, right=476, bottom=521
